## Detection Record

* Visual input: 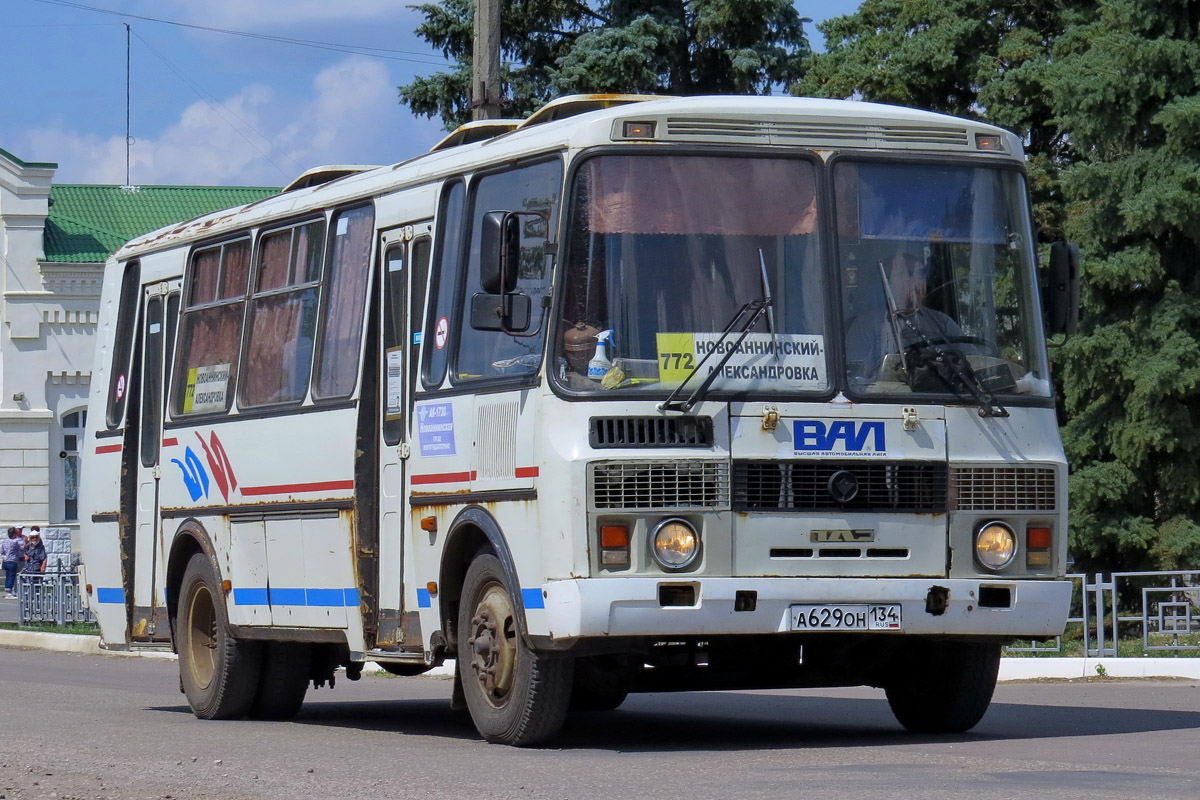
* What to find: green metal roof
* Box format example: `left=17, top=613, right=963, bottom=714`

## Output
left=44, top=184, right=279, bottom=263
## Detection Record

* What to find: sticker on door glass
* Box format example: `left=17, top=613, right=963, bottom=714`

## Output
left=417, top=402, right=455, bottom=457
left=183, top=363, right=230, bottom=414
left=385, top=347, right=404, bottom=420
left=655, top=332, right=825, bottom=389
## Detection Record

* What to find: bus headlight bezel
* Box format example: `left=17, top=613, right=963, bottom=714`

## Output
left=974, top=520, right=1017, bottom=571
left=650, top=518, right=700, bottom=571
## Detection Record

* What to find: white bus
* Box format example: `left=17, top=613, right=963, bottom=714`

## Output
left=80, top=95, right=1076, bottom=746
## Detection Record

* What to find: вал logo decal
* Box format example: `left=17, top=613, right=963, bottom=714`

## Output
left=793, top=420, right=886, bottom=457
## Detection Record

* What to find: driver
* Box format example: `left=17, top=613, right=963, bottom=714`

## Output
left=846, top=247, right=965, bottom=380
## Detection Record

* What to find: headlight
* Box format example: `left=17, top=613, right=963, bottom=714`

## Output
left=975, top=521, right=1017, bottom=571
left=651, top=518, right=699, bottom=570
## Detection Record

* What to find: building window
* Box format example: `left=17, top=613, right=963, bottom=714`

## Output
left=62, top=409, right=87, bottom=523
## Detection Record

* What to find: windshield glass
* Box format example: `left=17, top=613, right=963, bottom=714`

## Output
left=836, top=161, right=1050, bottom=398
left=555, top=154, right=828, bottom=395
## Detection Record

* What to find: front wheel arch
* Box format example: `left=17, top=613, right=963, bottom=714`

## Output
left=438, top=506, right=526, bottom=656
left=165, top=519, right=219, bottom=652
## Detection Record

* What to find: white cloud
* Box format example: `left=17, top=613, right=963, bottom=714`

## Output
left=20, top=57, right=443, bottom=186
left=154, top=0, right=419, bottom=29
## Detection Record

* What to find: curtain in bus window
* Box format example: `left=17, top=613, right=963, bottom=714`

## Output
left=189, top=248, right=219, bottom=305
left=241, top=222, right=324, bottom=407
left=314, top=205, right=375, bottom=399
left=219, top=240, right=251, bottom=299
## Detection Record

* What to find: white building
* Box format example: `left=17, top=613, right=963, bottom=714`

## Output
left=0, top=147, right=275, bottom=562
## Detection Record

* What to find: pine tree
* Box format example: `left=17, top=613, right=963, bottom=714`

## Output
left=399, top=0, right=810, bottom=128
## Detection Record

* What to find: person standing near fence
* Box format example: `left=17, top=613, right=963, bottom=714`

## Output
left=2, top=527, right=23, bottom=598
left=24, top=528, right=46, bottom=575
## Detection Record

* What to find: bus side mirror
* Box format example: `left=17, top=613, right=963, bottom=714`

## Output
left=1046, top=242, right=1080, bottom=335
left=480, top=211, right=520, bottom=294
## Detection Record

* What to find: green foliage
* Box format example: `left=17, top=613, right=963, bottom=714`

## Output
left=398, top=0, right=810, bottom=128
left=1050, top=1, right=1200, bottom=575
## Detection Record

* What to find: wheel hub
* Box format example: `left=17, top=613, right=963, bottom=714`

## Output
left=467, top=584, right=517, bottom=707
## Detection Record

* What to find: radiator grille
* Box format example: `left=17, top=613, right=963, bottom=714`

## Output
left=950, top=466, right=1057, bottom=512
left=590, top=416, right=713, bottom=449
left=664, top=118, right=970, bottom=148
left=733, top=460, right=947, bottom=513
left=591, top=460, right=730, bottom=510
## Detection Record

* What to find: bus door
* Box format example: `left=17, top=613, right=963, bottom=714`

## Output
left=373, top=222, right=432, bottom=650
left=132, top=280, right=180, bottom=642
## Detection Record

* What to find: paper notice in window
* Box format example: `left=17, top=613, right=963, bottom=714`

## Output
left=385, top=347, right=404, bottom=420
left=184, top=363, right=230, bottom=414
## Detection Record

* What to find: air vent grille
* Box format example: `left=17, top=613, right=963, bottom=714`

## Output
left=664, top=118, right=970, bottom=148
left=950, top=466, right=1057, bottom=512
left=590, top=416, right=714, bottom=449
left=733, top=460, right=947, bottom=513
left=591, top=460, right=730, bottom=510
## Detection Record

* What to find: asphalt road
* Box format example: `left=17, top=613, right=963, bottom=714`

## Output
left=1, top=646, right=1198, bottom=800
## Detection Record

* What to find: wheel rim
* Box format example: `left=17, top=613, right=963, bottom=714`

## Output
left=186, top=584, right=218, bottom=691
left=467, top=581, right=518, bottom=709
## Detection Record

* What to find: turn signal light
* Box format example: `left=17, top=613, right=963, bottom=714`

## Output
left=976, top=134, right=1003, bottom=151
left=1026, top=525, right=1052, bottom=568
left=600, top=524, right=630, bottom=568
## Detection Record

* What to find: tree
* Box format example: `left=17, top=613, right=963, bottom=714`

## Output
left=399, top=0, right=810, bottom=129
left=1049, top=0, right=1200, bottom=573
left=795, top=0, right=1076, bottom=239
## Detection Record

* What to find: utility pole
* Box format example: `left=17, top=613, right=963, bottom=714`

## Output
left=472, top=0, right=502, bottom=120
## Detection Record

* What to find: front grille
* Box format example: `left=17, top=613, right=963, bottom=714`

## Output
left=590, top=416, right=714, bottom=449
left=733, top=460, right=947, bottom=513
left=591, top=460, right=730, bottom=510
left=950, top=466, right=1057, bottom=512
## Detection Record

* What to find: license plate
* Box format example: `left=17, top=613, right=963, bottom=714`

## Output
left=789, top=603, right=902, bottom=631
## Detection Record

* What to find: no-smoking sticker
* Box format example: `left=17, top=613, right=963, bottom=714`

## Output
left=435, top=317, right=449, bottom=350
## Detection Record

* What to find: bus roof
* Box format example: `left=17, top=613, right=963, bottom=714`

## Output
left=114, top=95, right=1020, bottom=261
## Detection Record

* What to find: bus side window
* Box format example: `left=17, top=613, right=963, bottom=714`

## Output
left=240, top=220, right=324, bottom=408
left=171, top=238, right=251, bottom=416
left=105, top=260, right=141, bottom=428
left=313, top=205, right=376, bottom=401
left=382, top=242, right=406, bottom=446
left=424, top=181, right=466, bottom=388
left=454, top=158, right=562, bottom=382
left=409, top=236, right=431, bottom=405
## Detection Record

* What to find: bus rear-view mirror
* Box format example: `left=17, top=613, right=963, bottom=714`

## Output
left=1046, top=242, right=1080, bottom=335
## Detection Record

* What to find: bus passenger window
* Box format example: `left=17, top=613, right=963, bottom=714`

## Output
left=313, top=205, right=375, bottom=400
left=241, top=221, right=324, bottom=407
left=172, top=238, right=250, bottom=416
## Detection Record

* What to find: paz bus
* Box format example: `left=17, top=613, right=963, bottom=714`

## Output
left=80, top=94, right=1077, bottom=746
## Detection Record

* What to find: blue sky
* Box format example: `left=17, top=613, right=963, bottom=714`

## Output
left=2, top=1, right=862, bottom=186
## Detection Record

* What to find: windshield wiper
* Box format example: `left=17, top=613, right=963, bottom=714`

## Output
left=898, top=315, right=1009, bottom=418
left=659, top=250, right=773, bottom=414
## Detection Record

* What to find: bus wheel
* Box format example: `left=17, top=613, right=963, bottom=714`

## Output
left=570, top=654, right=632, bottom=712
left=249, top=642, right=311, bottom=720
left=178, top=552, right=262, bottom=719
left=457, top=553, right=572, bottom=745
left=884, top=640, right=1001, bottom=734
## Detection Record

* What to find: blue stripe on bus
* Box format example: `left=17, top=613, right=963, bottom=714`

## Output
left=343, top=588, right=360, bottom=606
left=416, top=588, right=432, bottom=608
left=96, top=587, right=125, bottom=604
left=522, top=588, right=545, bottom=610
left=306, top=588, right=344, bottom=607
left=232, top=588, right=269, bottom=606
left=268, top=588, right=308, bottom=606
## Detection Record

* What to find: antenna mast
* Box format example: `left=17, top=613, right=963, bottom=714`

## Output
left=125, top=22, right=131, bottom=186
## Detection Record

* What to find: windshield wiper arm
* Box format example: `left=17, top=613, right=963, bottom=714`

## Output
left=660, top=255, right=773, bottom=413
left=898, top=315, right=1009, bottom=418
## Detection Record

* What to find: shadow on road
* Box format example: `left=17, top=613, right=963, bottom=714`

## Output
left=150, top=688, right=1200, bottom=751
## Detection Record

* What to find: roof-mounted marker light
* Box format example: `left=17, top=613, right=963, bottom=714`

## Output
left=975, top=134, right=1003, bottom=151
left=623, top=121, right=656, bottom=139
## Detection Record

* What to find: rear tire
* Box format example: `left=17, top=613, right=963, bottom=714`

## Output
left=249, top=642, right=311, bottom=720
left=885, top=640, right=1000, bottom=733
left=457, top=553, right=572, bottom=745
left=177, top=553, right=262, bottom=720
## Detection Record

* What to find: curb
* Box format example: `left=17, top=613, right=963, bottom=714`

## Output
left=3, top=630, right=1196, bottom=681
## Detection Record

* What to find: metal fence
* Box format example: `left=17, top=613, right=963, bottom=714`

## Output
left=16, top=567, right=94, bottom=625
left=1005, top=569, right=1200, bottom=656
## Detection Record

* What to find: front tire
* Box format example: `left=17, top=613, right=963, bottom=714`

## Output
left=884, top=640, right=1000, bottom=734
left=457, top=553, right=572, bottom=745
left=177, top=553, right=262, bottom=719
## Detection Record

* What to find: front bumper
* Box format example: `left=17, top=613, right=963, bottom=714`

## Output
left=542, top=577, right=1071, bottom=640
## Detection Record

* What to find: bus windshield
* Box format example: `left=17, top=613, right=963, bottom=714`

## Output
left=556, top=153, right=829, bottom=395
left=837, top=161, right=1050, bottom=399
